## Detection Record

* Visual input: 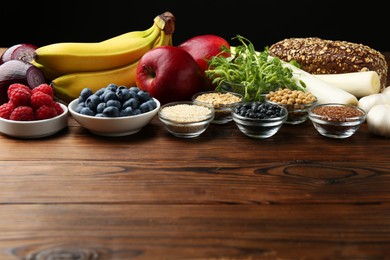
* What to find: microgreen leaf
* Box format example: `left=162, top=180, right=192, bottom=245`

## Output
left=205, top=35, right=305, bottom=101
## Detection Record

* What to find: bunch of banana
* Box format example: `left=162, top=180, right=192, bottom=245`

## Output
left=32, top=11, right=175, bottom=103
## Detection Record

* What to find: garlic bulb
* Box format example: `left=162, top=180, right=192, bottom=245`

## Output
left=382, top=86, right=390, bottom=97
left=366, top=104, right=390, bottom=137
left=357, top=93, right=390, bottom=113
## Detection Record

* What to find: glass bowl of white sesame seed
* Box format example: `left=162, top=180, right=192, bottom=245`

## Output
left=158, top=101, right=215, bottom=138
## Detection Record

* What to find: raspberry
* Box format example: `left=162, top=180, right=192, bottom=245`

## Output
left=0, top=102, right=15, bottom=119
left=52, top=101, right=64, bottom=115
left=35, top=105, right=57, bottom=120
left=8, top=87, right=31, bottom=107
left=7, top=83, right=31, bottom=98
left=32, top=83, right=54, bottom=97
left=31, top=91, right=53, bottom=110
left=9, top=106, right=34, bottom=121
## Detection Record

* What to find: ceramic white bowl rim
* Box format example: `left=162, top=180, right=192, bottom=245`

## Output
left=68, top=98, right=160, bottom=136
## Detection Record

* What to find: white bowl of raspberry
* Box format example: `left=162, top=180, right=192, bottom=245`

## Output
left=0, top=83, right=69, bottom=138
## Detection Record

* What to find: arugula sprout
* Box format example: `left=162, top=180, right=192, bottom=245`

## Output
left=205, top=35, right=305, bottom=101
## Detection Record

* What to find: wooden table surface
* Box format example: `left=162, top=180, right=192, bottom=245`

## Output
left=1, top=48, right=390, bottom=260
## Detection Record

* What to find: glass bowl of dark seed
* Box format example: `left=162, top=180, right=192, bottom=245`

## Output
left=308, top=103, right=366, bottom=139
left=68, top=84, right=160, bottom=136
left=232, top=101, right=288, bottom=139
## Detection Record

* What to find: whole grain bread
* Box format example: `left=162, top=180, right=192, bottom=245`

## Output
left=268, top=37, right=388, bottom=90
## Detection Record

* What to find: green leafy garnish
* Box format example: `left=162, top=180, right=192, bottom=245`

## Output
left=205, top=35, right=305, bottom=101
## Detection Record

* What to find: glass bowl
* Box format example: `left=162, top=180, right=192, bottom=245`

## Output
left=232, top=101, right=288, bottom=139
left=192, top=91, right=243, bottom=124
left=308, top=103, right=366, bottom=139
left=158, top=101, right=214, bottom=138
left=265, top=88, right=317, bottom=124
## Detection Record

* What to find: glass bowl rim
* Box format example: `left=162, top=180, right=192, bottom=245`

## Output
left=308, top=103, right=367, bottom=122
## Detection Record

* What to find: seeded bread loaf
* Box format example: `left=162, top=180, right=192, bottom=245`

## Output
left=268, top=37, right=388, bottom=91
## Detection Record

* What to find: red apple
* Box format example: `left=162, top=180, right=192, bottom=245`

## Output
left=178, top=34, right=231, bottom=90
left=135, top=46, right=206, bottom=105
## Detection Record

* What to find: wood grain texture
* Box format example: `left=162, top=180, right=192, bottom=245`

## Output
left=0, top=48, right=390, bottom=259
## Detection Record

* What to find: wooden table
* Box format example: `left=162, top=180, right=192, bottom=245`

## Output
left=1, top=49, right=390, bottom=260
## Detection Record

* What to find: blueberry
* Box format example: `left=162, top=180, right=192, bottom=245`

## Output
left=128, top=90, right=138, bottom=99
left=133, top=108, right=141, bottom=115
left=129, top=86, right=140, bottom=93
left=116, top=88, right=131, bottom=101
left=80, top=107, right=95, bottom=116
left=120, top=107, right=134, bottom=116
left=75, top=103, right=85, bottom=113
left=122, top=97, right=139, bottom=109
left=96, top=102, right=107, bottom=113
left=107, top=99, right=121, bottom=109
left=117, top=85, right=127, bottom=90
left=139, top=101, right=153, bottom=113
left=102, top=106, right=120, bottom=117
left=106, top=83, right=118, bottom=92
left=85, top=94, right=101, bottom=111
left=95, top=88, right=106, bottom=97
left=103, top=91, right=119, bottom=102
left=258, top=113, right=266, bottom=118
left=79, top=88, right=93, bottom=102
left=145, top=99, right=157, bottom=109
left=137, top=90, right=151, bottom=103
left=76, top=84, right=154, bottom=118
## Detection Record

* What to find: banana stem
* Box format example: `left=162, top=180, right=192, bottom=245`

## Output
left=154, top=11, right=175, bottom=35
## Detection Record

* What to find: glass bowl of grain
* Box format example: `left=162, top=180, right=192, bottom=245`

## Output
left=158, top=101, right=215, bottom=138
left=308, top=103, right=366, bottom=138
left=192, top=91, right=243, bottom=124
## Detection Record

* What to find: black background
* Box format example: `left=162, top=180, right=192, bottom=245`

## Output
left=2, top=1, right=389, bottom=52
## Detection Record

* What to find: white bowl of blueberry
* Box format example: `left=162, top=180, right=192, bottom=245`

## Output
left=68, top=84, right=160, bottom=136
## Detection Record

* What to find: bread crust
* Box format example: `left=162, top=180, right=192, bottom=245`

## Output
left=268, top=37, right=388, bottom=90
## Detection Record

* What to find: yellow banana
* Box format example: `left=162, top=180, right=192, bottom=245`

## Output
left=34, top=12, right=175, bottom=75
left=34, top=25, right=159, bottom=75
left=52, top=61, right=139, bottom=103
left=51, top=29, right=173, bottom=103
left=101, top=23, right=157, bottom=44
left=153, top=26, right=172, bottom=48
left=102, top=11, right=174, bottom=44
left=48, top=11, right=176, bottom=103
left=33, top=28, right=172, bottom=84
